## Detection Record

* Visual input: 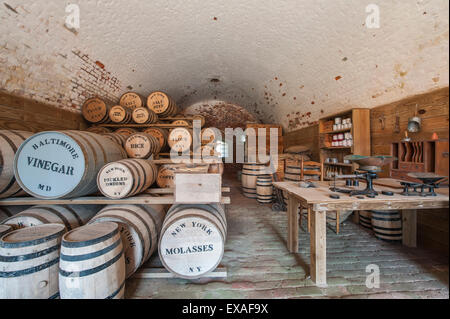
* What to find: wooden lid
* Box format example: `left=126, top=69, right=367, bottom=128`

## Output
left=125, top=133, right=155, bottom=159
left=1, top=223, right=66, bottom=247
left=156, top=165, right=177, bottom=188
left=97, top=162, right=134, bottom=198
left=82, top=98, right=108, bottom=123
left=119, top=92, right=143, bottom=109
left=147, top=91, right=171, bottom=114
left=132, top=107, right=150, bottom=124
left=168, top=128, right=192, bottom=152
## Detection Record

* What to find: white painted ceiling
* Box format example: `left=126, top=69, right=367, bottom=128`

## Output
left=0, top=0, right=448, bottom=131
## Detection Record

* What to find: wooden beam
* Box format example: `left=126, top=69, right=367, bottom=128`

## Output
left=287, top=195, right=299, bottom=252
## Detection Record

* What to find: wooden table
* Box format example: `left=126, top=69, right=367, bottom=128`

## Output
left=273, top=179, right=449, bottom=287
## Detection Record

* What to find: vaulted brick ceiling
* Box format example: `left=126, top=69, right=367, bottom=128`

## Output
left=0, top=0, right=448, bottom=131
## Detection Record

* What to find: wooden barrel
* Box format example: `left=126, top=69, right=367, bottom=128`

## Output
left=0, top=223, right=66, bottom=299
left=85, top=126, right=111, bottom=134
left=192, top=114, right=206, bottom=127
left=359, top=210, right=372, bottom=229
left=143, top=127, right=169, bottom=151
left=88, top=204, right=166, bottom=278
left=147, top=91, right=178, bottom=118
left=158, top=203, right=226, bottom=279
left=171, top=119, right=190, bottom=126
left=132, top=107, right=157, bottom=124
left=81, top=97, right=111, bottom=124
left=108, top=105, right=132, bottom=124
left=0, top=130, right=33, bottom=198
left=119, top=92, right=144, bottom=109
left=284, top=159, right=301, bottom=182
left=100, top=132, right=127, bottom=147
left=59, top=222, right=126, bottom=299
left=1, top=205, right=101, bottom=230
left=125, top=133, right=161, bottom=159
left=114, top=128, right=138, bottom=137
left=200, top=127, right=223, bottom=145
left=14, top=131, right=126, bottom=199
left=0, top=225, right=12, bottom=237
left=242, top=163, right=267, bottom=198
left=97, top=159, right=157, bottom=198
left=256, top=174, right=273, bottom=204
left=371, top=210, right=402, bottom=242
left=168, top=127, right=192, bottom=153
left=156, top=164, right=177, bottom=188
left=0, top=206, right=31, bottom=223
left=326, top=210, right=353, bottom=225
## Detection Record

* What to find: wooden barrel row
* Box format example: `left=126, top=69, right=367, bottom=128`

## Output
left=256, top=174, right=273, bottom=204
left=100, top=132, right=127, bottom=147
left=88, top=204, right=166, bottom=278
left=14, top=130, right=127, bottom=199
left=97, top=159, right=158, bottom=198
left=1, top=205, right=101, bottom=230
left=158, top=203, right=226, bottom=279
left=0, top=223, right=66, bottom=299
left=0, top=130, right=33, bottom=198
left=59, top=222, right=126, bottom=299
left=241, top=163, right=269, bottom=198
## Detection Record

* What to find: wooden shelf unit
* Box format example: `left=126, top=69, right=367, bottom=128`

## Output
left=319, top=108, right=371, bottom=177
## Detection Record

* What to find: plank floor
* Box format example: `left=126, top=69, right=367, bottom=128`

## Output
left=125, top=175, right=449, bottom=299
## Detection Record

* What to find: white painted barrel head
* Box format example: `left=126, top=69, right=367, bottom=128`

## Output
left=97, top=162, right=134, bottom=199
left=14, top=131, right=86, bottom=199
left=159, top=213, right=224, bottom=279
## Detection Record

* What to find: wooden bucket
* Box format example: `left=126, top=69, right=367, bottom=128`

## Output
left=14, top=131, right=126, bottom=199
left=125, top=133, right=161, bottom=159
left=284, top=159, right=301, bottom=182
left=119, top=92, right=144, bottom=109
left=371, top=210, right=402, bottom=241
left=158, top=203, right=226, bottom=279
left=81, top=97, right=111, bottom=124
left=109, top=105, right=132, bottom=124
left=147, top=91, right=178, bottom=118
left=97, top=159, right=157, bottom=198
left=132, top=107, right=158, bottom=124
left=0, top=206, right=31, bottom=223
left=168, top=127, right=192, bottom=153
left=59, top=222, right=126, bottom=299
left=88, top=204, right=166, bottom=278
left=241, top=163, right=267, bottom=198
left=359, top=210, right=372, bottom=229
left=0, top=130, right=33, bottom=198
left=114, top=127, right=138, bottom=137
left=143, top=127, right=169, bottom=151
left=100, top=132, right=127, bottom=147
left=0, top=225, right=12, bottom=237
left=256, top=174, right=273, bottom=204
left=2, top=205, right=101, bottom=230
left=0, top=223, right=66, bottom=299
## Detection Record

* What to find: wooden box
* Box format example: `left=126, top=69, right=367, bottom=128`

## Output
left=174, top=173, right=222, bottom=204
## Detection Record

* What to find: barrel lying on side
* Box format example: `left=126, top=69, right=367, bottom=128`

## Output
left=168, top=127, right=192, bottom=153
left=109, top=105, right=132, bottom=124
left=125, top=133, right=161, bottom=159
left=0, top=206, right=31, bottom=223
left=97, top=159, right=158, bottom=198
left=88, top=204, right=166, bottom=278
left=81, top=97, right=111, bottom=124
left=2, top=205, right=102, bottom=230
left=132, top=107, right=158, bottom=124
left=115, top=127, right=138, bottom=137
left=0, top=130, right=33, bottom=198
left=371, top=210, right=402, bottom=242
left=100, top=132, right=128, bottom=147
left=59, top=222, right=126, bottom=299
left=0, top=223, right=66, bottom=299
left=147, top=91, right=178, bottom=118
left=14, top=131, right=127, bottom=199
left=158, top=203, right=227, bottom=279
left=143, top=127, right=169, bottom=151
left=120, top=92, right=145, bottom=109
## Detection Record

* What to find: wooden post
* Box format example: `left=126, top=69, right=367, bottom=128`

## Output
left=336, top=211, right=340, bottom=234
left=402, top=209, right=417, bottom=247
left=307, top=206, right=311, bottom=233
left=287, top=195, right=299, bottom=252
left=310, top=209, right=327, bottom=287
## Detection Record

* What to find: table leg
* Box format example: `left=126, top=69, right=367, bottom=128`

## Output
left=336, top=211, right=340, bottom=234
left=402, top=209, right=417, bottom=248
left=310, top=209, right=327, bottom=287
left=307, top=206, right=311, bottom=233
left=287, top=195, right=299, bottom=253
